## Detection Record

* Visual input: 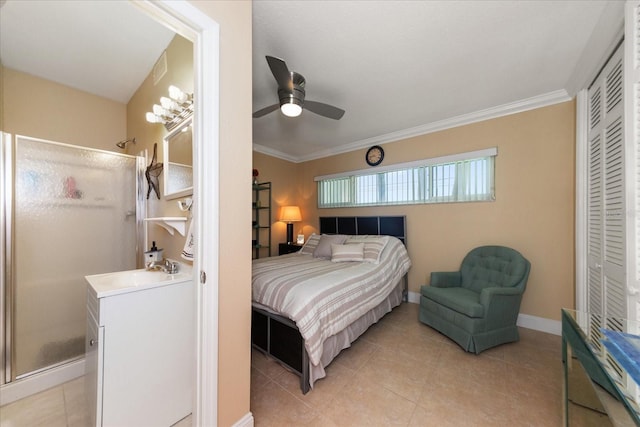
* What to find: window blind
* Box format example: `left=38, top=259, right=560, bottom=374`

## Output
left=317, top=148, right=496, bottom=208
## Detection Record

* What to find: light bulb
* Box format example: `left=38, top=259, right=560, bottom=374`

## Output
left=281, top=103, right=302, bottom=117
left=169, top=85, right=188, bottom=103
left=160, top=96, right=179, bottom=111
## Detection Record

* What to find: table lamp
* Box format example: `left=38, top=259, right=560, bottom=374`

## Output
left=280, top=206, right=302, bottom=244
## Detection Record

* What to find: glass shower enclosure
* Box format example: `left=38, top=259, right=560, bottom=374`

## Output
left=1, top=134, right=143, bottom=384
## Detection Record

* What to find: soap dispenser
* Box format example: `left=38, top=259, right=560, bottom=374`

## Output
left=144, top=241, right=164, bottom=266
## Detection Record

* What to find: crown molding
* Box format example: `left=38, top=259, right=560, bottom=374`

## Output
left=252, top=143, right=300, bottom=163
left=253, top=89, right=571, bottom=163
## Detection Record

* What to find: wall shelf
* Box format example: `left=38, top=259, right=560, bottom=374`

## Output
left=144, top=217, right=187, bottom=236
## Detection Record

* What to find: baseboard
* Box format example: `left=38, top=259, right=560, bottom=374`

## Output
left=406, top=292, right=561, bottom=336
left=0, top=358, right=85, bottom=406
left=517, top=313, right=561, bottom=336
left=232, top=412, right=254, bottom=427
left=407, top=291, right=421, bottom=304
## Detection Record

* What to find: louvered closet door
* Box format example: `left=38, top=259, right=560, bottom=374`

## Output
left=626, top=0, right=640, bottom=323
left=587, top=43, right=626, bottom=333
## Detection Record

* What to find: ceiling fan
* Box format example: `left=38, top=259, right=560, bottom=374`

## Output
left=253, top=55, right=345, bottom=120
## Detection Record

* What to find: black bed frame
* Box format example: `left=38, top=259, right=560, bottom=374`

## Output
left=251, top=215, right=407, bottom=394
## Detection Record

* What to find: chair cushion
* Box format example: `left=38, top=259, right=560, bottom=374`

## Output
left=420, top=285, right=484, bottom=318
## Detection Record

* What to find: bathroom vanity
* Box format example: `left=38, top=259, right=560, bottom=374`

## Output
left=85, top=266, right=194, bottom=427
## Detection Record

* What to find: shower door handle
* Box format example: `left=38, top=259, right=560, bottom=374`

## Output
left=89, top=339, right=98, bottom=346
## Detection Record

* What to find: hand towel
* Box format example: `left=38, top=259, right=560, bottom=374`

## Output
left=181, top=219, right=194, bottom=261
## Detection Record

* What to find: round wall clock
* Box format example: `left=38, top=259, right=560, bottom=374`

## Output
left=365, top=145, right=384, bottom=166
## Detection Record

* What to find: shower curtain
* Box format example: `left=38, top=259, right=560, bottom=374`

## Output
left=2, top=135, right=141, bottom=381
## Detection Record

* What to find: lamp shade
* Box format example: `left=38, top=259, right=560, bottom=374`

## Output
left=280, top=206, right=302, bottom=223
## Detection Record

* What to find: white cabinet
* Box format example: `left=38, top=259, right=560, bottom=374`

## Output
left=85, top=268, right=194, bottom=427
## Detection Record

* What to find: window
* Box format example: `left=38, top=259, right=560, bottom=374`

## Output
left=317, top=148, right=496, bottom=208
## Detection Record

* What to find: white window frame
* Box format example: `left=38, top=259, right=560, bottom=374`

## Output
left=316, top=148, right=496, bottom=208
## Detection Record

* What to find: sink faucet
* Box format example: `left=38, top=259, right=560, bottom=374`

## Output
left=164, top=260, right=179, bottom=274
left=146, top=259, right=180, bottom=274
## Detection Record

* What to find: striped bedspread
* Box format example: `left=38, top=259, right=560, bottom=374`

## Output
left=252, top=236, right=411, bottom=365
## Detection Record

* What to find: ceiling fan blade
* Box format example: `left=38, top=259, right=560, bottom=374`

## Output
left=252, top=104, right=280, bottom=118
left=304, top=100, right=345, bottom=120
left=266, top=55, right=293, bottom=91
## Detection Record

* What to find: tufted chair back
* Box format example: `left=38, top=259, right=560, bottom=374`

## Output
left=460, top=245, right=530, bottom=294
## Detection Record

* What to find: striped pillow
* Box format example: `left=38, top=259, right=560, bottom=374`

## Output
left=313, top=234, right=348, bottom=259
left=299, top=234, right=321, bottom=255
left=345, top=235, right=390, bottom=264
left=331, top=243, right=364, bottom=262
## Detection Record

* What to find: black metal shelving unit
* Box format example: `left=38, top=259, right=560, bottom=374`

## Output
left=252, top=182, right=271, bottom=259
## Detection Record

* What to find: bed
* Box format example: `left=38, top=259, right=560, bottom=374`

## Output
left=251, top=215, right=411, bottom=393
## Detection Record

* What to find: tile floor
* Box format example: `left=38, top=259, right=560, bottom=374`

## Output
left=0, top=376, right=192, bottom=427
left=250, top=302, right=563, bottom=426
left=0, top=376, right=88, bottom=427
left=1, top=303, right=562, bottom=427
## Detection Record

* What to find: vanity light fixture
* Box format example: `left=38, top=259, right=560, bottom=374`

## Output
left=145, top=85, right=193, bottom=131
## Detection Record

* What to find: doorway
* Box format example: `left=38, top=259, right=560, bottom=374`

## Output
left=1, top=1, right=221, bottom=423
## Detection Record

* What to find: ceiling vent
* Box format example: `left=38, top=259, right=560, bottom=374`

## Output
left=153, top=51, right=167, bottom=86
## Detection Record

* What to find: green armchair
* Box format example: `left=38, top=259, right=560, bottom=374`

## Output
left=419, top=245, right=530, bottom=354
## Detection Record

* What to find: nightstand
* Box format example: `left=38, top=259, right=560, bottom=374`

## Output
left=279, top=243, right=302, bottom=255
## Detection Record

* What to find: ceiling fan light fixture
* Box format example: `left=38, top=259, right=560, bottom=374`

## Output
left=281, top=102, right=302, bottom=117
left=252, top=56, right=344, bottom=120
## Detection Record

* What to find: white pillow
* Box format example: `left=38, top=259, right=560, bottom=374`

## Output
left=312, top=234, right=348, bottom=259
left=331, top=243, right=364, bottom=262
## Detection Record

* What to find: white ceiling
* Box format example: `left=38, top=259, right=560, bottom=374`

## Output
left=0, top=0, right=174, bottom=104
left=0, top=1, right=620, bottom=162
left=252, top=0, right=616, bottom=162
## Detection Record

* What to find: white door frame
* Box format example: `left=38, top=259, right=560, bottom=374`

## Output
left=132, top=2, right=220, bottom=425
left=575, top=89, right=588, bottom=313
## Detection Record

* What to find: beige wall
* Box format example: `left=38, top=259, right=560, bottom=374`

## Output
left=126, top=34, right=194, bottom=262
left=254, top=101, right=576, bottom=321
left=187, top=1, right=253, bottom=426
left=1, top=66, right=126, bottom=150
left=253, top=151, right=301, bottom=254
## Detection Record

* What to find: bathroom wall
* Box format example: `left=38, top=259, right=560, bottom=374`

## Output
left=1, top=65, right=126, bottom=149
left=3, top=33, right=195, bottom=264
left=1, top=66, right=134, bottom=378
left=126, top=35, right=194, bottom=262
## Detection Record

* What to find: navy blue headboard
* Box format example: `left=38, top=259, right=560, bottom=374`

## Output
left=319, top=216, right=406, bottom=246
